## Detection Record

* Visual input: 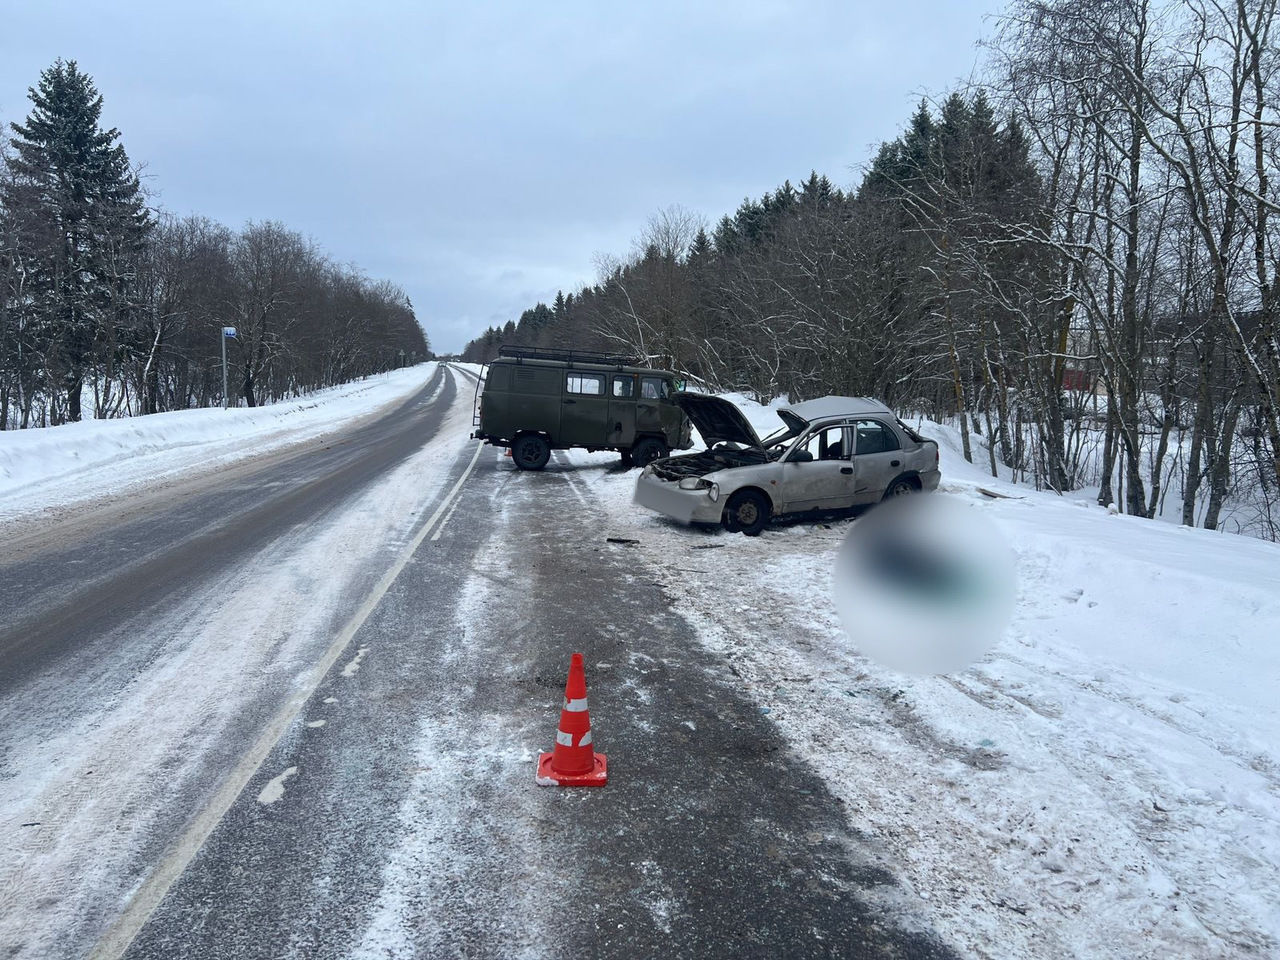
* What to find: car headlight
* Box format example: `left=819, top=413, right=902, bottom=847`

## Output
left=678, top=477, right=719, bottom=500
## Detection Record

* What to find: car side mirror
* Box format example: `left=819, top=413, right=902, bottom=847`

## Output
left=789, top=450, right=814, bottom=463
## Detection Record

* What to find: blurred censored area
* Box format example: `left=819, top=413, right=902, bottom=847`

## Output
left=832, top=496, right=1016, bottom=675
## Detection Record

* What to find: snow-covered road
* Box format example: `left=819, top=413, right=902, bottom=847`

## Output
left=117, top=381, right=951, bottom=960
left=0, top=364, right=483, bottom=958
left=4, top=367, right=952, bottom=959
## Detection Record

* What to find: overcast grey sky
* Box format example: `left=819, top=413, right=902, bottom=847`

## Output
left=1, top=1, right=997, bottom=353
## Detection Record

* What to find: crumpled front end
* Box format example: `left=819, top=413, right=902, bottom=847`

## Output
left=634, top=470, right=725, bottom=525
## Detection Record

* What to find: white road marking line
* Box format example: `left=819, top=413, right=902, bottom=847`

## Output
left=89, top=432, right=486, bottom=960
left=430, top=494, right=465, bottom=541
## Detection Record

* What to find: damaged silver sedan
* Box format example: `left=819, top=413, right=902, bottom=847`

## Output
left=634, top=394, right=940, bottom=536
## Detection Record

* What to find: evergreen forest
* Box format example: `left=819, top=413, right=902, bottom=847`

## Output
left=0, top=60, right=429, bottom=429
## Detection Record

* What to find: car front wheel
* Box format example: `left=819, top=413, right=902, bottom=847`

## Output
left=723, top=489, right=771, bottom=536
left=512, top=434, right=551, bottom=470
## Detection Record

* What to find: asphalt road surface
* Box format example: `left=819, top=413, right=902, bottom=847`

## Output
left=1, top=364, right=953, bottom=960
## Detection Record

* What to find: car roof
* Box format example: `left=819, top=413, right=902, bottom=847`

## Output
left=783, top=395, right=893, bottom=422
left=490, top=357, right=674, bottom=377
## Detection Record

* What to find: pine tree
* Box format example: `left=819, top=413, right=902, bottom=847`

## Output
left=687, top=227, right=712, bottom=263
left=799, top=171, right=826, bottom=207
left=712, top=214, right=738, bottom=256
left=5, top=59, right=150, bottom=422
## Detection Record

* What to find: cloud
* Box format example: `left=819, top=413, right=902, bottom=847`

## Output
left=1, top=0, right=993, bottom=352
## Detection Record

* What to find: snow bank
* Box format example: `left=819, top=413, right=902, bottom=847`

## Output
left=565, top=391, right=1280, bottom=958
left=0, top=364, right=439, bottom=523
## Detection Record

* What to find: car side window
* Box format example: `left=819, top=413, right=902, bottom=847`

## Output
left=854, top=420, right=900, bottom=455
left=792, top=425, right=849, bottom=461
left=566, top=373, right=604, bottom=396
left=612, top=376, right=634, bottom=398
left=640, top=377, right=667, bottom=399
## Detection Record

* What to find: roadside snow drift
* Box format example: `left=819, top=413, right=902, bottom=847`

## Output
left=0, top=364, right=440, bottom=523
left=569, top=392, right=1280, bottom=959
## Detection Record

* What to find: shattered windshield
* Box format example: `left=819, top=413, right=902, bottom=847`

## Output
left=760, top=421, right=804, bottom=458
left=761, top=423, right=801, bottom=449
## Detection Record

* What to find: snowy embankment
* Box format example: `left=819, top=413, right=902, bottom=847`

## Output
left=568, top=393, right=1280, bottom=959
left=0, top=363, right=439, bottom=524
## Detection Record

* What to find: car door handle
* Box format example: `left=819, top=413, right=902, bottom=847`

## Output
left=840, top=467, right=853, bottom=475
left=563, top=399, right=576, bottom=404
left=891, top=459, right=900, bottom=467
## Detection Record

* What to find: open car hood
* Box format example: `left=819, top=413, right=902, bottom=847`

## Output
left=673, top=393, right=764, bottom=448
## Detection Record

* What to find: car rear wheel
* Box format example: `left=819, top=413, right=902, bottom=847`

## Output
left=884, top=476, right=918, bottom=499
left=632, top=437, right=668, bottom=468
left=723, top=489, right=770, bottom=536
left=512, top=434, right=551, bottom=471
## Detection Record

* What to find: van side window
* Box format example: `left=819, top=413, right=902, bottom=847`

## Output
left=612, top=376, right=634, bottom=398
left=640, top=377, right=667, bottom=399
left=854, top=420, right=901, bottom=455
left=566, top=373, right=604, bottom=396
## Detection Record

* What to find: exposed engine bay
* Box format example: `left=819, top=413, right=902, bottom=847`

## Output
left=648, top=443, right=777, bottom=481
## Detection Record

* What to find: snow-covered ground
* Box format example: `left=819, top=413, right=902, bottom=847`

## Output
left=6, top=370, right=1276, bottom=957
left=0, top=363, right=440, bottom=524
left=566, top=393, right=1280, bottom=959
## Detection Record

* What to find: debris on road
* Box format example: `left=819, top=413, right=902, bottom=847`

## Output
left=977, top=486, right=1023, bottom=500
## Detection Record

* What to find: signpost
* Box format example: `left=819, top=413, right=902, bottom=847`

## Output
left=221, top=326, right=237, bottom=409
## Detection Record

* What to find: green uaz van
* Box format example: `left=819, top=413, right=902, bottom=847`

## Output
left=471, top=348, right=693, bottom=470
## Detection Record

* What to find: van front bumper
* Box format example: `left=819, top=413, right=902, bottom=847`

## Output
left=634, top=472, right=724, bottom=525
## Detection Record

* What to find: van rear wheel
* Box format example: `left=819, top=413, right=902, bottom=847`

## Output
left=632, top=437, right=668, bottom=468
left=512, top=434, right=551, bottom=470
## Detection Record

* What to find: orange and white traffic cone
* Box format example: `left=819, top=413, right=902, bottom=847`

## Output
left=536, top=652, right=607, bottom=787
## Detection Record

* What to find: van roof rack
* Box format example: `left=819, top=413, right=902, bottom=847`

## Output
left=497, top=345, right=643, bottom=366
